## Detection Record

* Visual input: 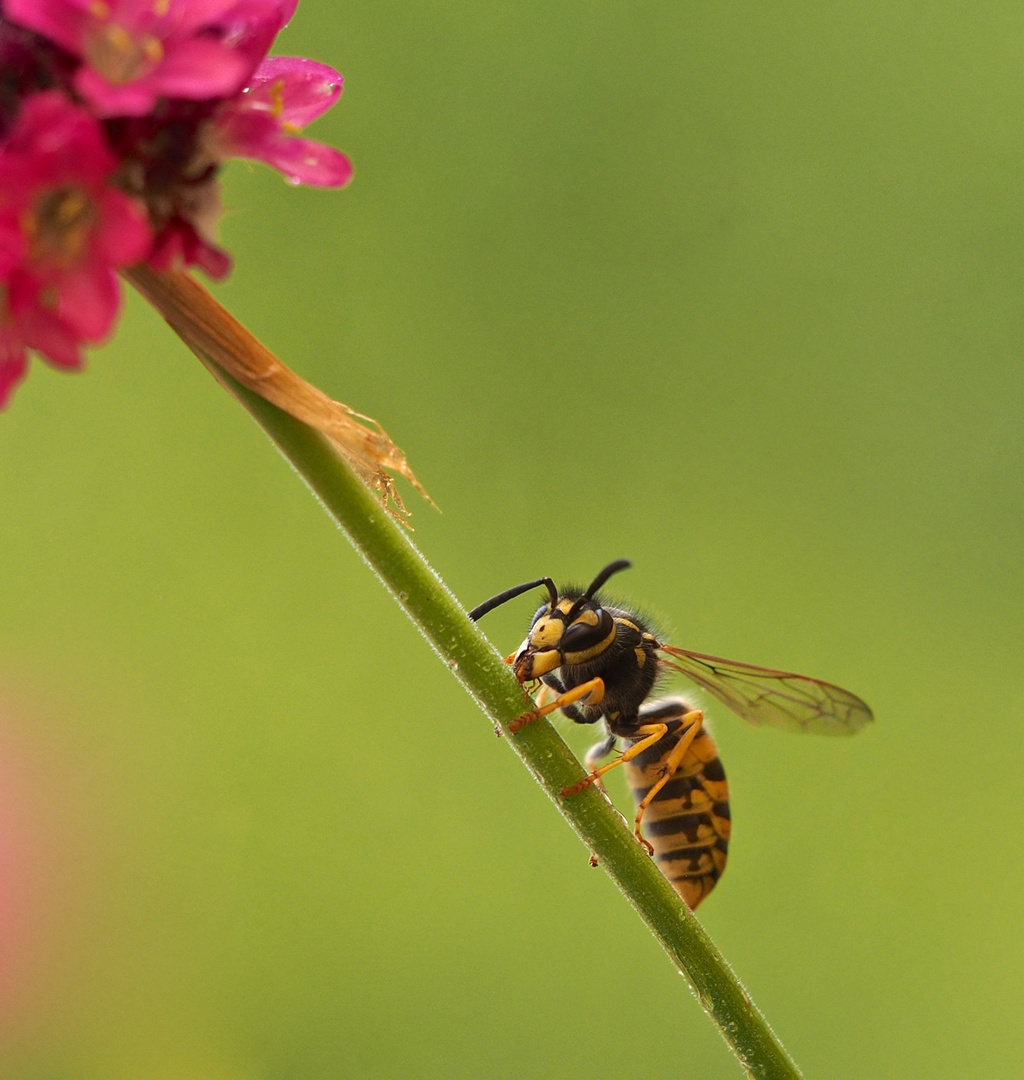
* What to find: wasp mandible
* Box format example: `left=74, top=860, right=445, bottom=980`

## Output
left=469, top=559, right=873, bottom=910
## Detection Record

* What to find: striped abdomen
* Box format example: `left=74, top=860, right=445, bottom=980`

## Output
left=622, top=718, right=731, bottom=910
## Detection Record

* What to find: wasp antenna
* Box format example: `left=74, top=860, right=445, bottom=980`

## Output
left=541, top=577, right=558, bottom=608
left=468, top=576, right=557, bottom=622
left=583, top=559, right=632, bottom=600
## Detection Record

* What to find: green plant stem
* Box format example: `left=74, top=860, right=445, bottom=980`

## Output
left=199, top=355, right=803, bottom=1080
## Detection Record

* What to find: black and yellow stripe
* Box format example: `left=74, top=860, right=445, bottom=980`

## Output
left=622, top=717, right=731, bottom=911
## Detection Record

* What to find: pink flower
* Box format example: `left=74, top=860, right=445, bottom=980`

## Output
left=211, top=56, right=353, bottom=186
left=147, top=216, right=233, bottom=280
left=0, top=329, right=29, bottom=408
left=0, top=90, right=151, bottom=406
left=217, top=0, right=298, bottom=78
left=0, top=2, right=354, bottom=404
left=2, top=0, right=292, bottom=117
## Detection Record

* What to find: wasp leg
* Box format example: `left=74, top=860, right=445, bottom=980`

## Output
left=530, top=684, right=558, bottom=710
left=582, top=734, right=618, bottom=794
left=561, top=721, right=675, bottom=855
left=508, top=677, right=605, bottom=734
left=630, top=710, right=704, bottom=847
left=584, top=734, right=617, bottom=770
left=517, top=682, right=588, bottom=726
left=536, top=673, right=594, bottom=724
left=496, top=684, right=555, bottom=738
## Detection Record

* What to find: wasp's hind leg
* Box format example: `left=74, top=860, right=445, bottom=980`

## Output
left=581, top=734, right=617, bottom=794
left=560, top=719, right=682, bottom=848
left=629, top=701, right=704, bottom=839
left=584, top=733, right=616, bottom=770
left=624, top=699, right=731, bottom=909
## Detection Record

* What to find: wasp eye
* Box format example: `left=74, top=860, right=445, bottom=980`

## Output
left=561, top=608, right=614, bottom=653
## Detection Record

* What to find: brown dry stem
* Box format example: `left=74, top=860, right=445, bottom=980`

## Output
left=123, top=264, right=431, bottom=520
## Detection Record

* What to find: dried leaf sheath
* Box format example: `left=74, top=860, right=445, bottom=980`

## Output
left=123, top=264, right=430, bottom=517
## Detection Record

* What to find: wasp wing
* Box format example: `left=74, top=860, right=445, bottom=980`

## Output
left=658, top=646, right=873, bottom=735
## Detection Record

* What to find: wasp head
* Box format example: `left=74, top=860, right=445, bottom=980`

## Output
left=512, top=591, right=618, bottom=681
left=509, top=559, right=633, bottom=682
left=468, top=559, right=633, bottom=682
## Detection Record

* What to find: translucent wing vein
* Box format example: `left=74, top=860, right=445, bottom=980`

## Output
left=658, top=647, right=873, bottom=735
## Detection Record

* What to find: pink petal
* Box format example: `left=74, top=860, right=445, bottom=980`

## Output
left=193, top=241, right=232, bottom=279
left=3, top=0, right=88, bottom=55
left=71, top=33, right=249, bottom=114
left=30, top=322, right=84, bottom=369
left=214, top=0, right=297, bottom=56
left=249, top=135, right=353, bottom=187
left=90, top=189, right=153, bottom=266
left=7, top=281, right=84, bottom=369
left=71, top=65, right=163, bottom=117
left=148, top=223, right=232, bottom=280
left=1, top=91, right=117, bottom=186
left=247, top=57, right=343, bottom=126
left=267, top=0, right=298, bottom=25
left=151, top=0, right=249, bottom=36
left=0, top=345, right=28, bottom=409
left=55, top=262, right=121, bottom=340
left=219, top=0, right=298, bottom=30
left=217, top=17, right=289, bottom=80
left=151, top=36, right=250, bottom=97
left=0, top=220, right=27, bottom=278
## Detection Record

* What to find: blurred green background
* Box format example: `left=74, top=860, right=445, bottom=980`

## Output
left=1, top=1, right=1023, bottom=1077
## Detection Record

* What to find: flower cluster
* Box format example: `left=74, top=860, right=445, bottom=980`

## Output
left=0, top=0, right=352, bottom=407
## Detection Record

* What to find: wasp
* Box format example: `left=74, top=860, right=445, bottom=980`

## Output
left=469, top=559, right=873, bottom=910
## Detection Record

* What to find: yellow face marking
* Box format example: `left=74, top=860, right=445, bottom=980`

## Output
left=529, top=614, right=564, bottom=649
